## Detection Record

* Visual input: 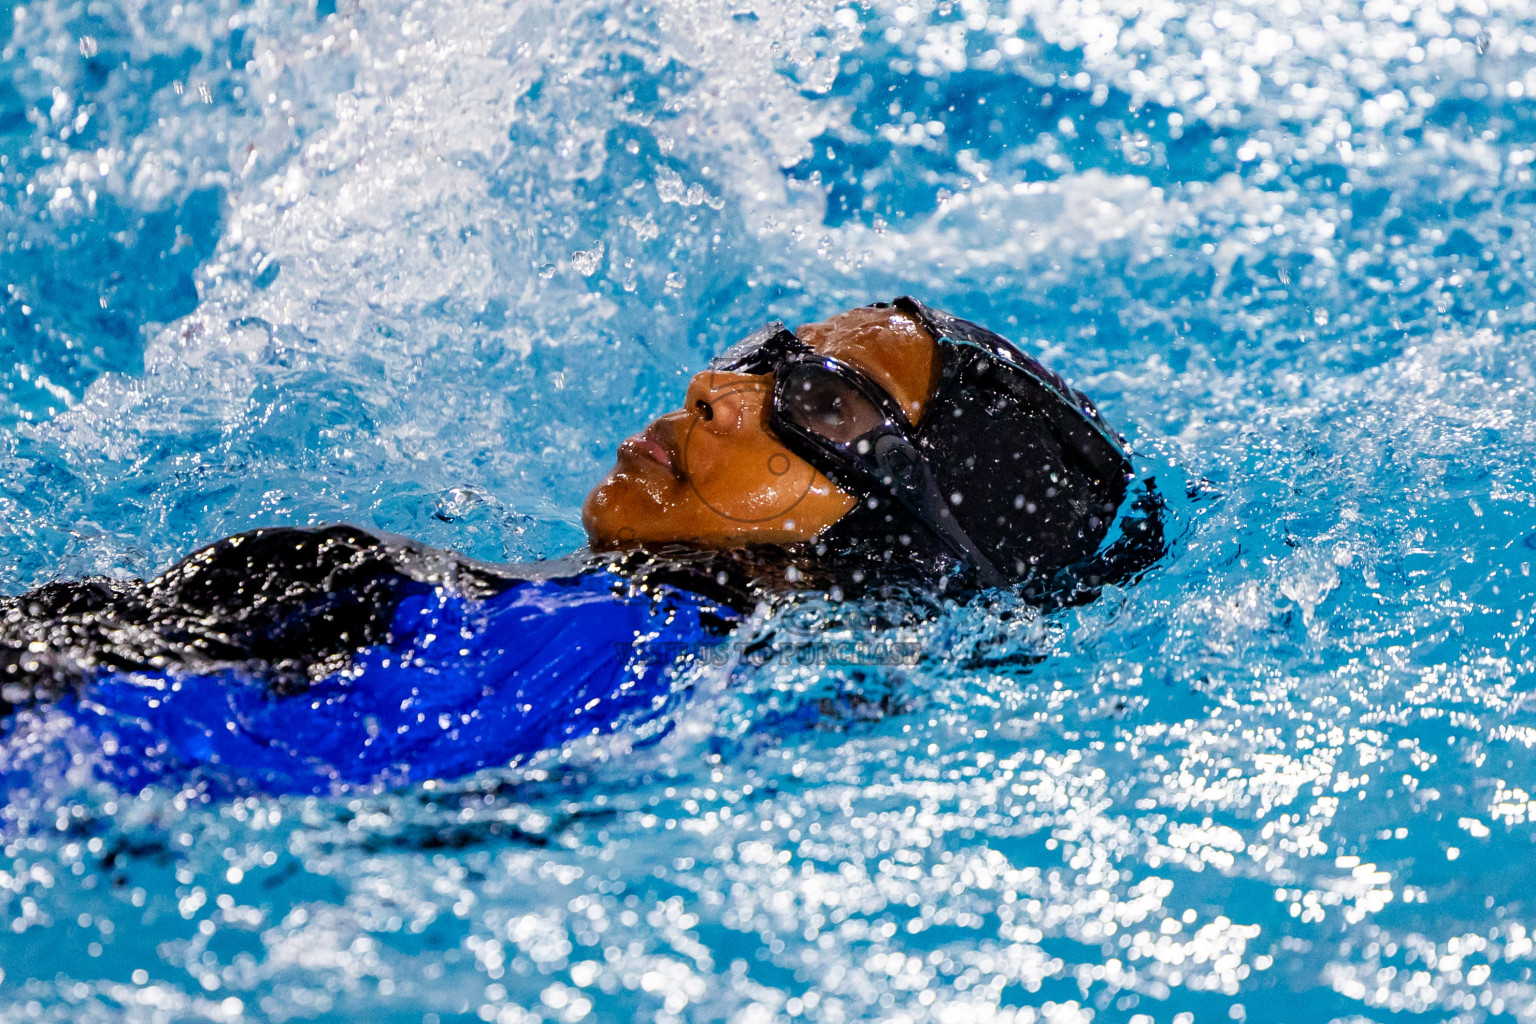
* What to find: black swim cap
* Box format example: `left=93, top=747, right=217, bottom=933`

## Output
left=820, top=297, right=1138, bottom=589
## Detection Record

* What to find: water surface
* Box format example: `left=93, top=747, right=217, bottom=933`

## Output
left=2, top=0, right=1535, bottom=1020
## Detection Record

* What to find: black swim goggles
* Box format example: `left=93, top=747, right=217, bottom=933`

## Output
left=709, top=319, right=1010, bottom=588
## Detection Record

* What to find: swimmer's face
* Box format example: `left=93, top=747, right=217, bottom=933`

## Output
left=582, top=306, right=940, bottom=549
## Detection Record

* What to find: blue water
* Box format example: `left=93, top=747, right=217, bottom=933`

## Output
left=2, top=0, right=1535, bottom=1019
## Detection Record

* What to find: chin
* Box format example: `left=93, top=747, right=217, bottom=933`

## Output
left=581, top=472, right=664, bottom=549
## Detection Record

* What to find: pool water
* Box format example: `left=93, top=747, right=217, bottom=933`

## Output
left=3, top=0, right=1535, bottom=1019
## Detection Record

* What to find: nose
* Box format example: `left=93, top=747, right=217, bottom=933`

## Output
left=683, top=370, right=772, bottom=436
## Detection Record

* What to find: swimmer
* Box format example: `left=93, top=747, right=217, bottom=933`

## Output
left=0, top=298, right=1161, bottom=792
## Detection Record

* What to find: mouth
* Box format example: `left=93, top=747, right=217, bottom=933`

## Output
left=618, top=422, right=683, bottom=480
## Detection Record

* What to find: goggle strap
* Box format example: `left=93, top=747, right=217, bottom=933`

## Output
left=872, top=435, right=1009, bottom=589
left=708, top=323, right=805, bottom=373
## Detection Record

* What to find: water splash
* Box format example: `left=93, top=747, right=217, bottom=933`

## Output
left=4, top=0, right=1536, bottom=1019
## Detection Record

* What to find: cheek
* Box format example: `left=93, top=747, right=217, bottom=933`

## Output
left=680, top=426, right=818, bottom=525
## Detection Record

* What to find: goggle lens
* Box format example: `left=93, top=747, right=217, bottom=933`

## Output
left=777, top=362, right=888, bottom=448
